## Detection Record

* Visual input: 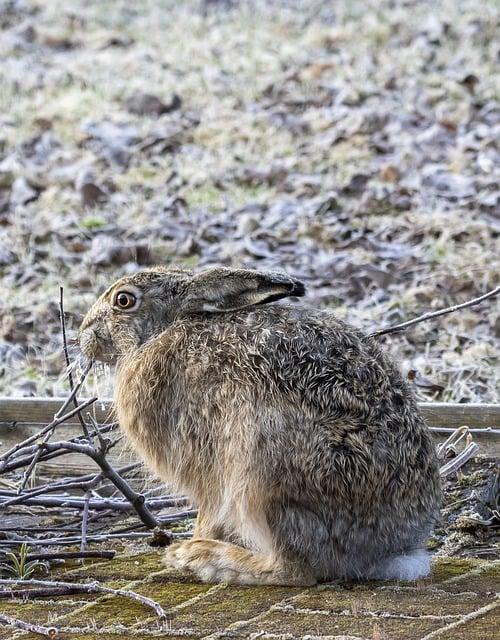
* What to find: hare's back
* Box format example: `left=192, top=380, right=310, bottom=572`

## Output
left=233, top=306, right=410, bottom=414
left=175, top=305, right=414, bottom=423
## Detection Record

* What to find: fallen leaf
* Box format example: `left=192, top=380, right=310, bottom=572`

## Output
left=125, top=91, right=182, bottom=117
left=379, top=165, right=399, bottom=183
left=408, top=369, right=445, bottom=394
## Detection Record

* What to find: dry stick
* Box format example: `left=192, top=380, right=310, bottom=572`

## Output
left=0, top=531, right=190, bottom=547
left=0, top=472, right=104, bottom=507
left=0, top=387, right=95, bottom=469
left=17, top=394, right=96, bottom=493
left=367, top=285, right=500, bottom=338
left=440, top=442, right=480, bottom=477
left=59, top=286, right=92, bottom=443
left=0, top=586, right=89, bottom=598
left=1, top=436, right=164, bottom=525
left=88, top=439, right=161, bottom=529
left=1, top=444, right=85, bottom=474
left=0, top=422, right=119, bottom=474
left=0, top=513, right=194, bottom=546
left=2, top=482, right=98, bottom=508
left=0, top=462, right=142, bottom=507
left=1, top=414, right=160, bottom=526
left=80, top=491, right=91, bottom=552
left=0, top=494, right=185, bottom=511
left=23, top=550, right=115, bottom=562
left=0, top=613, right=57, bottom=638
left=2, top=454, right=160, bottom=525
left=0, top=578, right=169, bottom=621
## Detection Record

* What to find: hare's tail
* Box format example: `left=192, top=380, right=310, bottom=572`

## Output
left=163, top=539, right=315, bottom=586
left=369, top=549, right=431, bottom=581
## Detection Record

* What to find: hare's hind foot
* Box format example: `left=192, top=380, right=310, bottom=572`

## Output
left=163, top=539, right=315, bottom=586
left=369, top=549, right=431, bottom=581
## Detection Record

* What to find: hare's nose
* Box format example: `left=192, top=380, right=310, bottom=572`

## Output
left=78, top=327, right=99, bottom=359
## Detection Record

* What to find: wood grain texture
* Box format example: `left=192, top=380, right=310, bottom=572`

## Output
left=1, top=398, right=499, bottom=472
left=1, top=397, right=499, bottom=428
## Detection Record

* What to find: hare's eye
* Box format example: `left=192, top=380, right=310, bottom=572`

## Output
left=114, top=291, right=137, bottom=310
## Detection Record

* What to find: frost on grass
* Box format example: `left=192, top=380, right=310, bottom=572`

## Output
left=0, top=0, right=498, bottom=400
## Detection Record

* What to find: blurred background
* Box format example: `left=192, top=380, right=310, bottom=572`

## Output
left=0, top=0, right=498, bottom=401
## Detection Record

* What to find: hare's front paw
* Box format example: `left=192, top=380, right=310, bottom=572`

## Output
left=163, top=539, right=241, bottom=583
left=163, top=539, right=315, bottom=586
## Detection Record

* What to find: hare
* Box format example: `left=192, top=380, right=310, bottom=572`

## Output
left=79, top=266, right=441, bottom=586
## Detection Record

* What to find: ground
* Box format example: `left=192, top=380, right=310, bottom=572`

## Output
left=0, top=0, right=498, bottom=400
left=0, top=456, right=498, bottom=639
left=0, top=552, right=499, bottom=640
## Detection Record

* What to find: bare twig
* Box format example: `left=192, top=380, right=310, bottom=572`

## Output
left=0, top=613, right=57, bottom=638
left=440, top=442, right=480, bottom=477
left=0, top=472, right=104, bottom=507
left=17, top=392, right=97, bottom=492
left=80, top=491, right=91, bottom=552
left=0, top=586, right=89, bottom=598
left=0, top=524, right=192, bottom=547
left=367, top=285, right=500, bottom=338
left=23, top=550, right=115, bottom=562
left=0, top=421, right=119, bottom=474
left=2, top=434, right=162, bottom=527
left=0, top=491, right=182, bottom=511
left=59, top=286, right=92, bottom=442
left=0, top=395, right=96, bottom=470
left=88, top=442, right=161, bottom=528
left=0, top=578, right=169, bottom=622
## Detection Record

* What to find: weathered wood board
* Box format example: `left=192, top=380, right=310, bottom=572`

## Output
left=2, top=397, right=500, bottom=428
left=1, top=398, right=499, bottom=476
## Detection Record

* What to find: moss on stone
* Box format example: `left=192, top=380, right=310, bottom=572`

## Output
left=429, top=556, right=482, bottom=583
left=0, top=599, right=74, bottom=624
left=53, top=580, right=209, bottom=628
left=295, top=583, right=495, bottom=617
left=441, top=562, right=500, bottom=594
left=242, top=609, right=445, bottom=639
left=2, top=553, right=497, bottom=640
left=170, top=584, right=302, bottom=635
left=134, top=577, right=210, bottom=607
left=55, top=594, right=153, bottom=628
left=437, top=606, right=500, bottom=639
left=64, top=551, right=164, bottom=581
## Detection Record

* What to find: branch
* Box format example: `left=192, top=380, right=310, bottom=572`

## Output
left=0, top=578, right=170, bottom=622
left=0, top=494, right=186, bottom=511
left=0, top=395, right=97, bottom=471
left=367, top=285, right=500, bottom=339
left=0, top=421, right=119, bottom=474
left=59, top=286, right=92, bottom=442
left=0, top=613, right=57, bottom=638
left=24, top=550, right=115, bottom=562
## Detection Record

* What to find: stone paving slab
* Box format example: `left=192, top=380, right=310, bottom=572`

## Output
left=1, top=553, right=498, bottom=640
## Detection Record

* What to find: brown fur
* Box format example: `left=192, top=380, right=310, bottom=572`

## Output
left=79, top=266, right=441, bottom=585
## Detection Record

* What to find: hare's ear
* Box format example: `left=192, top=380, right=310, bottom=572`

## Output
left=183, top=268, right=305, bottom=313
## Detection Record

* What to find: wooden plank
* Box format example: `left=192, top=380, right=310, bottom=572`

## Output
left=0, top=397, right=113, bottom=425
left=1, top=397, right=500, bottom=428
left=0, top=422, right=137, bottom=476
left=420, top=402, right=500, bottom=429
left=0, top=399, right=498, bottom=476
